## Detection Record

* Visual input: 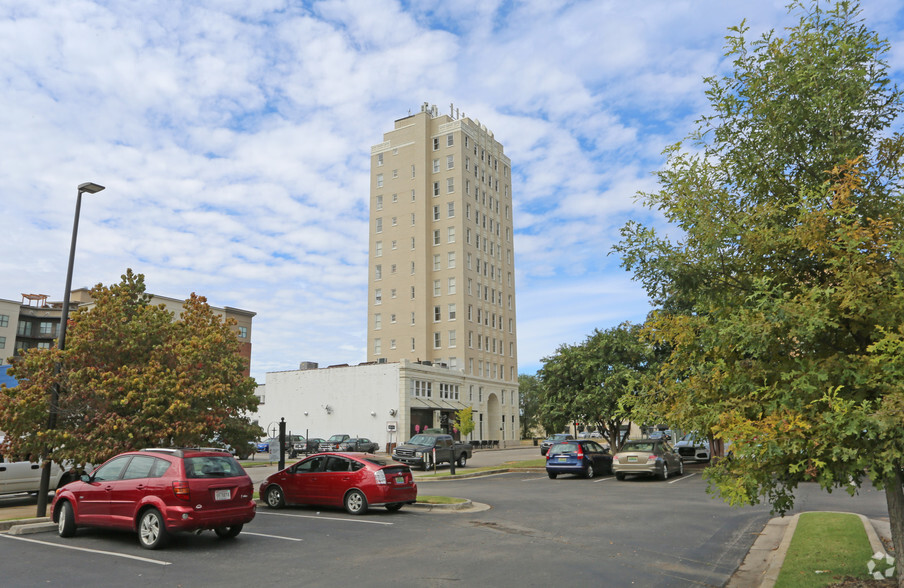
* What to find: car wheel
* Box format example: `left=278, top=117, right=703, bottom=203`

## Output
left=677, top=460, right=684, bottom=475
left=659, top=463, right=669, bottom=481
left=585, top=464, right=595, bottom=479
left=266, top=485, right=285, bottom=509
left=385, top=503, right=404, bottom=512
left=547, top=472, right=557, bottom=479
left=138, top=508, right=169, bottom=550
left=344, top=490, right=368, bottom=515
left=615, top=472, right=626, bottom=481
left=457, top=454, right=467, bottom=468
left=57, top=501, right=76, bottom=538
left=214, top=524, right=243, bottom=539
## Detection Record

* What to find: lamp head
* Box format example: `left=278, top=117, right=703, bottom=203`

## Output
left=78, top=182, right=105, bottom=194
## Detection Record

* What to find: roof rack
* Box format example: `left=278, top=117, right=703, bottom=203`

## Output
left=139, top=447, right=232, bottom=457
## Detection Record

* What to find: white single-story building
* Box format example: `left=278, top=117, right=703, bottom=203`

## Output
left=253, top=359, right=520, bottom=452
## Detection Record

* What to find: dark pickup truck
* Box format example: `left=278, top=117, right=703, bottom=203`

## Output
left=392, top=434, right=472, bottom=469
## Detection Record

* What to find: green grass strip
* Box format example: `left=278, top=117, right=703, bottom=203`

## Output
left=775, top=512, right=874, bottom=588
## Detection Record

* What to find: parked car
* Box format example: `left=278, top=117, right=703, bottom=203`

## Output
left=674, top=432, right=710, bottom=463
left=260, top=452, right=417, bottom=515
left=612, top=440, right=683, bottom=481
left=540, top=433, right=574, bottom=456
left=320, top=434, right=351, bottom=452
left=51, top=448, right=256, bottom=549
left=338, top=438, right=380, bottom=453
left=545, top=440, right=613, bottom=479
left=256, top=439, right=273, bottom=453
left=290, top=437, right=324, bottom=457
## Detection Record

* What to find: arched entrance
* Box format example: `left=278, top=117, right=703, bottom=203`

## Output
left=485, top=393, right=501, bottom=441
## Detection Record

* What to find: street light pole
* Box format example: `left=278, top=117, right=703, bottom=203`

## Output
left=36, top=182, right=105, bottom=518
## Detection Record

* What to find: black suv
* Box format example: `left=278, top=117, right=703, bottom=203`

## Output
left=540, top=433, right=575, bottom=456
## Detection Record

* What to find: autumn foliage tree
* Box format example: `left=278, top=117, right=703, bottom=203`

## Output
left=615, top=2, right=904, bottom=581
left=0, top=270, right=261, bottom=466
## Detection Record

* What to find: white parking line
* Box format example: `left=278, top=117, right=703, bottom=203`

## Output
left=242, top=531, right=303, bottom=541
left=256, top=511, right=394, bottom=525
left=593, top=477, right=615, bottom=484
left=669, top=472, right=697, bottom=484
left=0, top=533, right=171, bottom=565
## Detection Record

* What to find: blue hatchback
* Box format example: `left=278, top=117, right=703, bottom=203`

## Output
left=545, top=440, right=613, bottom=479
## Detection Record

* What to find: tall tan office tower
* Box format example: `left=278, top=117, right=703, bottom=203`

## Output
left=367, top=103, right=518, bottom=386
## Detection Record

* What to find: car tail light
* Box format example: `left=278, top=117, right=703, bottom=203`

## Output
left=576, top=445, right=584, bottom=459
left=172, top=480, right=191, bottom=501
left=374, top=469, right=388, bottom=485
left=648, top=455, right=658, bottom=462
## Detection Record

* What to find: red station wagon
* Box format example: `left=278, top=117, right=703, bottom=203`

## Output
left=260, top=452, right=417, bottom=515
left=51, top=448, right=256, bottom=549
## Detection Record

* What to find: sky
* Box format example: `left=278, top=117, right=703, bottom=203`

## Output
left=3, top=0, right=904, bottom=383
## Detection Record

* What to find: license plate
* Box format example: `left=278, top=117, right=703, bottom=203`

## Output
left=214, top=489, right=231, bottom=501
left=395, top=476, right=404, bottom=484
left=557, top=457, right=567, bottom=462
left=627, top=456, right=638, bottom=463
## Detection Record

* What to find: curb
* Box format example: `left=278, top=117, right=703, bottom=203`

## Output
left=0, top=517, right=50, bottom=533
left=7, top=521, right=56, bottom=535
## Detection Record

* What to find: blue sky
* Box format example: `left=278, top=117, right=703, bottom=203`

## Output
left=4, top=1, right=903, bottom=382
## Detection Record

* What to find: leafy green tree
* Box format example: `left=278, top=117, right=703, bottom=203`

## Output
left=453, top=406, right=476, bottom=439
left=0, top=270, right=260, bottom=466
left=518, top=373, right=544, bottom=438
left=539, top=323, right=653, bottom=452
left=614, top=2, right=904, bottom=579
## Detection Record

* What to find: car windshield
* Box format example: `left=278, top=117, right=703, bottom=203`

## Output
left=407, top=435, right=436, bottom=445
left=548, top=442, right=578, bottom=455
left=549, top=434, right=570, bottom=441
left=364, top=457, right=394, bottom=466
left=327, top=435, right=347, bottom=442
left=623, top=442, right=655, bottom=453
left=184, top=455, right=245, bottom=478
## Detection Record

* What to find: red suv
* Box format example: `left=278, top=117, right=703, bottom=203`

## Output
left=51, top=448, right=256, bottom=549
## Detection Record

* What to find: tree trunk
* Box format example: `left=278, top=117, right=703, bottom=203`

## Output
left=884, top=465, right=904, bottom=588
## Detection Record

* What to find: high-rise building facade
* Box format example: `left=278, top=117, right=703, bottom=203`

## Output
left=367, top=103, right=518, bottom=385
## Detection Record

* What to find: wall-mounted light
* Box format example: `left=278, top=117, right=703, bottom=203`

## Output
left=303, top=411, right=309, bottom=416
left=370, top=411, right=376, bottom=417
left=389, top=409, right=397, bottom=416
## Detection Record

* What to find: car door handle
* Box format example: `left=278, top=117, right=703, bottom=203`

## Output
left=105, top=485, right=113, bottom=491
left=31, top=464, right=40, bottom=470
left=135, top=484, right=145, bottom=490
left=0, top=467, right=5, bottom=472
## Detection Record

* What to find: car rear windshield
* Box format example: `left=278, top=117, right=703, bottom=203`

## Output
left=549, top=442, right=578, bottom=455
left=184, top=455, right=245, bottom=478
left=623, top=442, right=654, bottom=452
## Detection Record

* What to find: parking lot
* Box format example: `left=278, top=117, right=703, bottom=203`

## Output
left=0, top=461, right=890, bottom=587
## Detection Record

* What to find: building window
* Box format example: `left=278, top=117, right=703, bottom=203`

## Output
left=390, top=263, right=397, bottom=274
left=376, top=195, right=383, bottom=210
left=447, top=226, right=455, bottom=243
left=433, top=182, right=440, bottom=197
left=37, top=342, right=51, bottom=349
left=468, top=331, right=473, bottom=347
left=39, top=322, right=54, bottom=335
left=375, top=289, right=382, bottom=304
left=17, top=321, right=31, bottom=336
left=376, top=218, right=383, bottom=233
left=411, top=213, right=416, bottom=225
left=447, top=178, right=454, bottom=193
left=376, top=173, right=383, bottom=188
left=375, top=241, right=382, bottom=257
left=432, top=254, right=440, bottom=271
left=448, top=330, right=456, bottom=347
left=390, top=339, right=396, bottom=349
left=374, top=338, right=381, bottom=354
left=411, top=165, right=416, bottom=178
left=0, top=314, right=7, bottom=328
left=434, top=332, right=441, bottom=348
left=0, top=336, right=5, bottom=349
left=411, top=312, right=416, bottom=325
left=411, top=337, right=416, bottom=351
left=448, top=304, right=456, bottom=320
left=391, top=216, right=398, bottom=226
left=448, top=277, right=456, bottom=295
left=448, top=202, right=455, bottom=218
left=411, top=261, right=416, bottom=274
left=434, top=306, right=441, bottom=322
left=433, top=137, right=440, bottom=150
left=238, top=326, right=248, bottom=338
left=391, top=313, right=397, bottom=323
left=391, top=240, right=397, bottom=250
left=392, top=168, right=398, bottom=178
left=448, top=252, right=456, bottom=268
left=411, top=286, right=416, bottom=299
left=433, top=206, right=440, bottom=221
left=374, top=313, right=382, bottom=330
left=377, top=153, right=383, bottom=166
left=433, top=230, right=440, bottom=245
left=433, top=159, right=440, bottom=173
left=447, top=134, right=454, bottom=147
left=411, top=237, right=416, bottom=249
left=447, top=154, right=454, bottom=169
left=413, top=380, right=432, bottom=398
left=375, top=265, right=382, bottom=279
left=433, top=280, right=441, bottom=296
left=391, top=288, right=398, bottom=299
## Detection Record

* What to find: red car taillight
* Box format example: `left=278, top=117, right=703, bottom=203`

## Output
left=576, top=446, right=584, bottom=459
left=172, top=480, right=191, bottom=501
left=374, top=469, right=388, bottom=485
left=648, top=455, right=658, bottom=462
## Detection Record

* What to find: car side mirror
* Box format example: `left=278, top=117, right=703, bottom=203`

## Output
left=80, top=473, right=91, bottom=483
